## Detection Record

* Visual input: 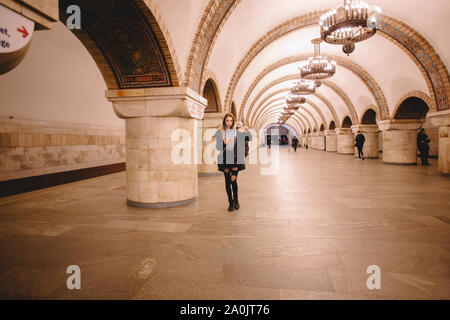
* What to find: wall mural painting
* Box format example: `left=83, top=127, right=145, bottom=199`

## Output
left=60, top=0, right=172, bottom=88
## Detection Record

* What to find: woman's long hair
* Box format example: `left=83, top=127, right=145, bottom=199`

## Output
left=221, top=113, right=235, bottom=131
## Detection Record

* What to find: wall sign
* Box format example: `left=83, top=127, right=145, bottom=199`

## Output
left=0, top=4, right=35, bottom=53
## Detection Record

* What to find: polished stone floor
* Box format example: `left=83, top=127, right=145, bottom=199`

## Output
left=0, top=146, right=449, bottom=300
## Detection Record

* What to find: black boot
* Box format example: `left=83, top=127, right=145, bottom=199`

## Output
left=231, top=180, right=239, bottom=210
left=228, top=200, right=234, bottom=211
left=224, top=172, right=234, bottom=211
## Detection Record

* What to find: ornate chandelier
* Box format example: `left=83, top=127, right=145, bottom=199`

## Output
left=300, top=38, right=336, bottom=80
left=319, top=0, right=382, bottom=55
left=286, top=94, right=306, bottom=106
left=290, top=79, right=316, bottom=95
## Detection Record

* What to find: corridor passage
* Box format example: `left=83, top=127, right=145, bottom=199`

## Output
left=0, top=147, right=449, bottom=299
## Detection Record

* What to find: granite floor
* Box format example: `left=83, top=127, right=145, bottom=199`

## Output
left=0, top=146, right=449, bottom=300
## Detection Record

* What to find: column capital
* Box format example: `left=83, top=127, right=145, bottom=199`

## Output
left=335, top=128, right=352, bottom=135
left=106, top=87, right=207, bottom=120
left=377, top=119, right=425, bottom=131
left=318, top=131, right=324, bottom=136
left=351, top=124, right=379, bottom=134
left=427, top=110, right=450, bottom=127
left=202, top=112, right=226, bottom=128
left=324, top=130, right=336, bottom=136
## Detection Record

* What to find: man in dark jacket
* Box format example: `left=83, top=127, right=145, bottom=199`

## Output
left=292, top=136, right=299, bottom=152
left=355, top=131, right=365, bottom=160
left=417, top=128, right=430, bottom=165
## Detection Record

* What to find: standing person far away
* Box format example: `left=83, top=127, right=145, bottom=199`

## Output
left=417, top=128, right=430, bottom=165
left=355, top=131, right=365, bottom=160
left=292, top=136, right=299, bottom=152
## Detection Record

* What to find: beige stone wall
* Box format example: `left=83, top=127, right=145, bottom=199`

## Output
left=382, top=130, right=418, bottom=164
left=0, top=22, right=123, bottom=128
left=336, top=133, right=354, bottom=155
left=0, top=117, right=125, bottom=181
left=438, top=126, right=449, bottom=174
left=325, top=132, right=337, bottom=152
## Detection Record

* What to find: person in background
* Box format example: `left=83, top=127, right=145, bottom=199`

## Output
left=417, top=128, right=430, bottom=165
left=292, top=136, right=299, bottom=152
left=355, top=131, right=365, bottom=160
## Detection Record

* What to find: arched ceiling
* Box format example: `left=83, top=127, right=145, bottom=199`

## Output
left=152, top=0, right=449, bottom=130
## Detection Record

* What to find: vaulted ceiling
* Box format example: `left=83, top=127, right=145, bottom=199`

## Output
left=134, top=0, right=450, bottom=133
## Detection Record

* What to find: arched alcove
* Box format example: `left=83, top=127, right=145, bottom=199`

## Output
left=394, top=97, right=429, bottom=119
left=202, top=79, right=219, bottom=113
left=329, top=121, right=336, bottom=130
left=342, top=116, right=352, bottom=128
left=320, top=124, right=325, bottom=131
left=362, top=109, right=377, bottom=124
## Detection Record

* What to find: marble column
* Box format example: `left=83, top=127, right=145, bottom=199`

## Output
left=198, top=112, right=225, bottom=176
left=311, top=132, right=318, bottom=149
left=107, top=87, right=207, bottom=208
left=428, top=110, right=450, bottom=176
left=317, top=132, right=325, bottom=151
left=335, top=128, right=354, bottom=155
left=351, top=124, right=380, bottom=159
left=324, top=130, right=337, bottom=152
left=377, top=119, right=425, bottom=165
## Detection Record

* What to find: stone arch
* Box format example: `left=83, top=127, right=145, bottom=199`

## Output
left=361, top=108, right=378, bottom=125
left=257, top=109, right=310, bottom=133
left=184, top=0, right=241, bottom=91
left=256, top=103, right=318, bottom=132
left=250, top=93, right=326, bottom=130
left=320, top=124, right=325, bottom=131
left=202, top=78, right=221, bottom=113
left=59, top=0, right=180, bottom=89
left=244, top=75, right=356, bottom=127
left=222, top=11, right=448, bottom=116
left=238, top=54, right=387, bottom=122
left=329, top=120, right=336, bottom=130
left=392, top=90, right=433, bottom=119
left=231, top=101, right=237, bottom=119
left=256, top=109, right=311, bottom=132
left=394, top=98, right=429, bottom=120
left=249, top=90, right=332, bottom=130
left=342, top=116, right=353, bottom=128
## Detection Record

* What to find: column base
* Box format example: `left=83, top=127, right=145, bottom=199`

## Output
left=440, top=172, right=450, bottom=177
left=383, top=162, right=417, bottom=166
left=127, top=196, right=198, bottom=208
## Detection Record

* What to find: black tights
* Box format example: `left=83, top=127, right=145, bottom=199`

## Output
left=224, top=167, right=238, bottom=204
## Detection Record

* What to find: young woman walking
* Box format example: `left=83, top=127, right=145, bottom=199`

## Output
left=215, top=113, right=251, bottom=212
